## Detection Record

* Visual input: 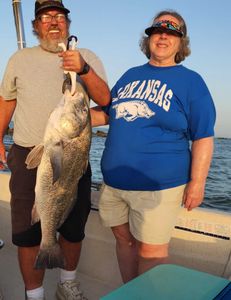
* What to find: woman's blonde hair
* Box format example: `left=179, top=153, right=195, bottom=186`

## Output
left=140, top=10, right=191, bottom=63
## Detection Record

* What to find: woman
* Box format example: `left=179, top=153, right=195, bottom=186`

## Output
left=92, top=10, right=216, bottom=283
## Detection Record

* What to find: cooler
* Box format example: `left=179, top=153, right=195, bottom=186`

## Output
left=100, top=264, right=230, bottom=300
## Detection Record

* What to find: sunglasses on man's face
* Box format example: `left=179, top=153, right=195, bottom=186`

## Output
left=38, top=13, right=66, bottom=24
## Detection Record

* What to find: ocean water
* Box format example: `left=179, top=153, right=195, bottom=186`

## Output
left=90, top=129, right=231, bottom=212
left=202, top=138, right=231, bottom=212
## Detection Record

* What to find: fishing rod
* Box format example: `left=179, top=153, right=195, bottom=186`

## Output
left=12, top=0, right=26, bottom=49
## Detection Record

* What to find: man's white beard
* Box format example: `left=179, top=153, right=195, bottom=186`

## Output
left=39, top=36, right=67, bottom=53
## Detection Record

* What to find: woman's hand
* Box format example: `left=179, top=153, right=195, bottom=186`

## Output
left=183, top=180, right=205, bottom=211
left=183, top=137, right=214, bottom=211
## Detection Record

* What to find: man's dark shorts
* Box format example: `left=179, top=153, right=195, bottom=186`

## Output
left=7, top=144, right=92, bottom=247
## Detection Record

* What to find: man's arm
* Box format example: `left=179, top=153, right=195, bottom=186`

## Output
left=0, top=96, right=16, bottom=164
left=183, top=137, right=214, bottom=211
left=59, top=50, right=111, bottom=106
left=78, top=67, right=110, bottom=106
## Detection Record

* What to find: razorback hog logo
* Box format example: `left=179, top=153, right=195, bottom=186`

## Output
left=113, top=101, right=155, bottom=122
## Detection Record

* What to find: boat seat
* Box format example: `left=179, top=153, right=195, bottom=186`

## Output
left=100, top=264, right=230, bottom=300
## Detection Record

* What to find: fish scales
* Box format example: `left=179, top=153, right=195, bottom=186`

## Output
left=26, top=87, right=91, bottom=269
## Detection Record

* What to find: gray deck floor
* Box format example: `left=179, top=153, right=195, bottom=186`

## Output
left=0, top=200, right=115, bottom=300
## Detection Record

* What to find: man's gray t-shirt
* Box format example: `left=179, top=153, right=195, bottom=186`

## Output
left=0, top=46, right=107, bottom=147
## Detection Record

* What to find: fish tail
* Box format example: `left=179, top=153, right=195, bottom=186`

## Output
left=34, top=243, right=65, bottom=269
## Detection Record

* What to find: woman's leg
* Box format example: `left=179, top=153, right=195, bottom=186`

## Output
left=111, top=223, right=138, bottom=283
left=137, top=242, right=169, bottom=275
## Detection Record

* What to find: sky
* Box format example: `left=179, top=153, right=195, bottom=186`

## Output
left=0, top=0, right=230, bottom=138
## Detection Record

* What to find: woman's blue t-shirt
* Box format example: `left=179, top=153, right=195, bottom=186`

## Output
left=101, top=64, right=216, bottom=191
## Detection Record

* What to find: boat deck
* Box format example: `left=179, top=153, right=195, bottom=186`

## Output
left=0, top=198, right=120, bottom=300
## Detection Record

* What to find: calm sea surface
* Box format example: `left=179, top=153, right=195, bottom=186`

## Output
left=3, top=129, right=230, bottom=213
left=90, top=129, right=231, bottom=213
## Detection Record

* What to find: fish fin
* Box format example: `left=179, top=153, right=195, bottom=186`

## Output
left=31, top=204, right=40, bottom=225
left=50, top=142, right=64, bottom=184
left=25, top=144, right=44, bottom=169
left=34, top=243, right=65, bottom=269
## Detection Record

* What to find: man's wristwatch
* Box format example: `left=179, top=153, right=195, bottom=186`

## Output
left=78, top=62, right=90, bottom=76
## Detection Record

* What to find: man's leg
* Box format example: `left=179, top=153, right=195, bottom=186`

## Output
left=56, top=237, right=86, bottom=300
left=58, top=164, right=91, bottom=271
left=56, top=164, right=91, bottom=299
left=7, top=144, right=45, bottom=299
left=18, top=246, right=45, bottom=290
left=59, top=236, right=82, bottom=270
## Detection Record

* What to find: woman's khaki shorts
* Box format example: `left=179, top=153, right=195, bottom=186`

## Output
left=99, top=184, right=186, bottom=244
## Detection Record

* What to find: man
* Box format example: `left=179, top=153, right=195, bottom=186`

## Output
left=0, top=1, right=110, bottom=299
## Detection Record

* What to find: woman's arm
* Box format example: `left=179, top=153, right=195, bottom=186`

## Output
left=90, top=106, right=109, bottom=127
left=183, top=136, right=214, bottom=211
